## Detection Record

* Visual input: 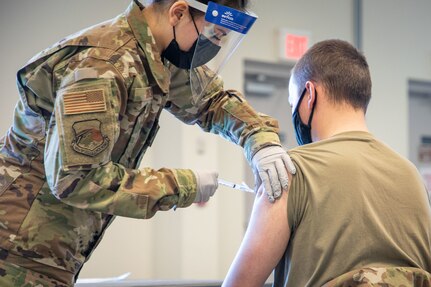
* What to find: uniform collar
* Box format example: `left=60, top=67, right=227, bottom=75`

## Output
left=126, top=1, right=170, bottom=93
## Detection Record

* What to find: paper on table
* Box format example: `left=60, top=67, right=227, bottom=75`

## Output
left=76, top=272, right=131, bottom=284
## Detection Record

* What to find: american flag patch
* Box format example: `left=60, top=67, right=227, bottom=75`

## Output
left=63, top=89, right=107, bottom=115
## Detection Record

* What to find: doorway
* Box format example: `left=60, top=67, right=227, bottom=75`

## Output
left=242, top=59, right=295, bottom=223
left=408, top=79, right=431, bottom=190
left=244, top=59, right=296, bottom=148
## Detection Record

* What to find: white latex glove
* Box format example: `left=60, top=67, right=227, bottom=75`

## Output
left=251, top=146, right=296, bottom=202
left=193, top=171, right=219, bottom=203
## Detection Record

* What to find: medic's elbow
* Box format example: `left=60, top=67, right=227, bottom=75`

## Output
left=46, top=170, right=83, bottom=201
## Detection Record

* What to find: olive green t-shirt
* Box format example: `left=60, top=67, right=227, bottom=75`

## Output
left=274, top=131, right=431, bottom=287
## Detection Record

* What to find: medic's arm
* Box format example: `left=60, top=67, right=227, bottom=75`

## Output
left=166, top=65, right=282, bottom=162
left=44, top=60, right=196, bottom=219
left=223, top=182, right=291, bottom=287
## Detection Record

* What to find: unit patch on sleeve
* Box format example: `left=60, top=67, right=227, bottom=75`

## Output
left=63, top=89, right=107, bottom=115
left=56, top=78, right=116, bottom=168
left=71, top=119, right=110, bottom=157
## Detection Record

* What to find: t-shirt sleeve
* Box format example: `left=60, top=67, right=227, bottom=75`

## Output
left=287, top=152, right=308, bottom=233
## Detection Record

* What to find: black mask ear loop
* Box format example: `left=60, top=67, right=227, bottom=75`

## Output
left=307, top=89, right=317, bottom=127
left=171, top=10, right=184, bottom=42
left=161, top=26, right=177, bottom=64
left=172, top=10, right=199, bottom=44
left=189, top=9, right=200, bottom=37
left=172, top=25, right=177, bottom=40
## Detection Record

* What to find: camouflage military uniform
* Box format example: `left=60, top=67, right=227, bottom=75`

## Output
left=0, top=1, right=281, bottom=286
left=322, top=266, right=431, bottom=287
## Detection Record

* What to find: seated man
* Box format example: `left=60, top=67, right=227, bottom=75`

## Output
left=223, top=39, right=431, bottom=287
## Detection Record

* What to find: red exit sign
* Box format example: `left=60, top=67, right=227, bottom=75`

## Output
left=279, top=29, right=311, bottom=62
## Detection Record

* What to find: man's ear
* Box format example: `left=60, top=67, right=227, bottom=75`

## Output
left=305, top=81, right=316, bottom=110
left=168, top=0, right=189, bottom=26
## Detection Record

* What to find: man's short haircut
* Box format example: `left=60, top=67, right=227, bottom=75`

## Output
left=292, top=39, right=372, bottom=112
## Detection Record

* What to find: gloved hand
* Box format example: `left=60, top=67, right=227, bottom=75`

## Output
left=251, top=146, right=296, bottom=202
left=193, top=170, right=219, bottom=203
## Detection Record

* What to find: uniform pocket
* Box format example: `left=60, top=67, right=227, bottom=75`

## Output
left=0, top=165, right=21, bottom=197
left=0, top=157, right=44, bottom=246
left=117, top=87, right=154, bottom=167
left=127, top=87, right=153, bottom=116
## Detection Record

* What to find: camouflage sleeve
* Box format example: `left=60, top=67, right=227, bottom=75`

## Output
left=322, top=267, right=431, bottom=287
left=44, top=58, right=196, bottom=219
left=166, top=65, right=281, bottom=163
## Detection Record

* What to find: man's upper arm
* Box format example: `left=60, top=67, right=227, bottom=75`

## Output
left=223, top=174, right=292, bottom=287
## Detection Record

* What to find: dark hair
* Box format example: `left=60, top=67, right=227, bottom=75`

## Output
left=193, top=0, right=248, bottom=10
left=292, top=39, right=372, bottom=112
left=152, top=0, right=248, bottom=13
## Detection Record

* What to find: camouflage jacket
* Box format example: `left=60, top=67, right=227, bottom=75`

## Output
left=0, top=0, right=280, bottom=285
left=322, top=266, right=431, bottom=287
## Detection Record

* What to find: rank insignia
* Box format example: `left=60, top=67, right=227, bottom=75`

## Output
left=71, top=119, right=110, bottom=157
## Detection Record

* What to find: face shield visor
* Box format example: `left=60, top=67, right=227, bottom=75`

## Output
left=186, top=0, right=258, bottom=103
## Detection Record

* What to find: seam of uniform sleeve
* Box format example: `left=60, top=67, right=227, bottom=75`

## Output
left=112, top=190, right=149, bottom=218
left=244, top=132, right=281, bottom=163
left=173, top=169, right=197, bottom=208
left=286, top=152, right=304, bottom=233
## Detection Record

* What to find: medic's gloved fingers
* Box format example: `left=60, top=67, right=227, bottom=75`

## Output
left=275, top=160, right=288, bottom=197
left=267, top=164, right=282, bottom=199
left=282, top=152, right=297, bottom=175
left=253, top=169, right=262, bottom=192
left=258, top=170, right=274, bottom=203
left=193, top=170, right=219, bottom=203
left=252, top=145, right=295, bottom=202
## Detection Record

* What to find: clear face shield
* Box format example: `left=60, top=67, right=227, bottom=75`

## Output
left=186, top=0, right=258, bottom=103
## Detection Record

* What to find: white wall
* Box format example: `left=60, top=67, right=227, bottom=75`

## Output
left=1, top=0, right=430, bottom=282
left=0, top=0, right=131, bottom=135
left=363, top=0, right=431, bottom=156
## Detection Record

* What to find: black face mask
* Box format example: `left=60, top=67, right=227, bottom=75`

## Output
left=161, top=13, right=221, bottom=69
left=292, top=88, right=317, bottom=146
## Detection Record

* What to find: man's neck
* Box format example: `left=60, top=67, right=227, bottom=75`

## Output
left=313, top=107, right=369, bottom=141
